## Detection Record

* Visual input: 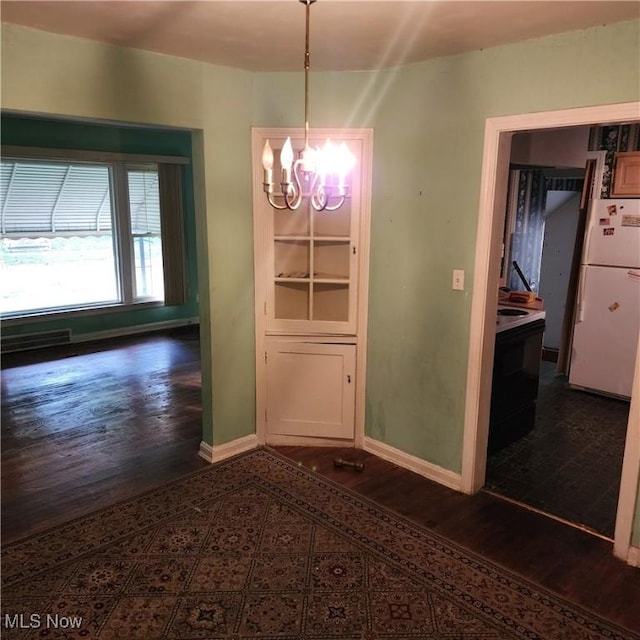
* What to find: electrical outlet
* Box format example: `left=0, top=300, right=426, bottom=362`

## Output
left=452, top=269, right=464, bottom=291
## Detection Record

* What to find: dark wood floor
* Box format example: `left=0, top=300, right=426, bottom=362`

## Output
left=2, top=330, right=639, bottom=634
left=1, top=327, right=209, bottom=542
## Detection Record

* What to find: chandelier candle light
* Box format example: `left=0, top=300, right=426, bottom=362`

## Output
left=262, top=0, right=355, bottom=211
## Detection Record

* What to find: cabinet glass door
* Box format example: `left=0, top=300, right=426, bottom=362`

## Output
left=274, top=205, right=311, bottom=320
left=312, top=187, right=352, bottom=322
left=267, top=137, right=359, bottom=333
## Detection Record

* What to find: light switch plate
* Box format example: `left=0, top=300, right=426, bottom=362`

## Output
left=452, top=269, right=464, bottom=291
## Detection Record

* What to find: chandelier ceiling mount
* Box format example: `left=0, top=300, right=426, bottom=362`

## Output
left=261, top=0, right=355, bottom=212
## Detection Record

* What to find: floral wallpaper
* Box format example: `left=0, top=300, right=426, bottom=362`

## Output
left=507, top=171, right=584, bottom=293
left=588, top=123, right=640, bottom=198
left=506, top=122, right=639, bottom=293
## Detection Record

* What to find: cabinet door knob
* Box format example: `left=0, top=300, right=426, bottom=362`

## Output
left=347, top=374, right=352, bottom=383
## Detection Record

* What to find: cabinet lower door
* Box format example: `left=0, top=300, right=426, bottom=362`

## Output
left=266, top=342, right=355, bottom=439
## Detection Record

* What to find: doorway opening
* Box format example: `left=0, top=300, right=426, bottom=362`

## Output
left=483, top=149, right=631, bottom=538
left=461, top=102, right=640, bottom=563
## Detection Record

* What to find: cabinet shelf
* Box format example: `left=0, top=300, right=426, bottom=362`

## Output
left=274, top=273, right=349, bottom=282
left=274, top=235, right=350, bottom=241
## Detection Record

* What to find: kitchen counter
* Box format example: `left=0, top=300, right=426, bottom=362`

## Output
left=496, top=305, right=546, bottom=333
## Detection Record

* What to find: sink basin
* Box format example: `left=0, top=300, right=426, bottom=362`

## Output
left=497, top=308, right=529, bottom=317
left=496, top=305, right=546, bottom=333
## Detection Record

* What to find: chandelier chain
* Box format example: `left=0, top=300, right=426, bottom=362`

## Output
left=304, top=0, right=311, bottom=149
left=261, top=0, right=354, bottom=212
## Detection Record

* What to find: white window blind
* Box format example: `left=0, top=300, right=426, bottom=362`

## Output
left=127, top=167, right=161, bottom=235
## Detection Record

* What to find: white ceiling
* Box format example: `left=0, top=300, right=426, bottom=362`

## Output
left=1, top=1, right=639, bottom=72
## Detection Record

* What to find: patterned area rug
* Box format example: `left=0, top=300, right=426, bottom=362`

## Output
left=2, top=448, right=638, bottom=639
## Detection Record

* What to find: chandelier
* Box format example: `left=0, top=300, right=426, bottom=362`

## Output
left=261, top=0, right=355, bottom=212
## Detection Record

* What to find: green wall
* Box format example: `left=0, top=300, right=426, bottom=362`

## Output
left=1, top=23, right=255, bottom=447
left=1, top=113, right=199, bottom=339
left=251, top=19, right=640, bottom=547
left=253, top=19, right=640, bottom=472
left=2, top=19, right=640, bottom=544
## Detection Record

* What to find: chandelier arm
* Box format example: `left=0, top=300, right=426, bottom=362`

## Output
left=310, top=183, right=328, bottom=211
left=284, top=192, right=299, bottom=211
left=305, top=162, right=321, bottom=192
left=284, top=165, right=304, bottom=210
left=266, top=192, right=288, bottom=210
left=303, top=163, right=326, bottom=211
left=310, top=194, right=325, bottom=211
left=323, top=196, right=347, bottom=212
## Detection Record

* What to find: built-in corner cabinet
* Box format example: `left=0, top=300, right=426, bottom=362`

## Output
left=252, top=128, right=373, bottom=446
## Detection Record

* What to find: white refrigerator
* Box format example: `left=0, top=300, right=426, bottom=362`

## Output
left=569, top=198, right=640, bottom=399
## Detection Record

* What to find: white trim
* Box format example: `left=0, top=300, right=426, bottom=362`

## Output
left=472, top=103, right=640, bottom=133
left=354, top=130, right=374, bottom=449
left=252, top=128, right=269, bottom=446
left=198, top=441, right=215, bottom=463
left=265, top=334, right=357, bottom=344
left=460, top=124, right=513, bottom=495
left=198, top=434, right=260, bottom=464
left=364, top=437, right=462, bottom=491
left=461, top=102, right=640, bottom=563
left=112, top=161, right=135, bottom=303
left=626, top=546, right=640, bottom=568
left=585, top=150, right=608, bottom=200
left=264, top=434, right=356, bottom=448
left=614, top=344, right=640, bottom=561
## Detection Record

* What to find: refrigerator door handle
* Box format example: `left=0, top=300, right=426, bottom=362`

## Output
left=577, top=265, right=587, bottom=323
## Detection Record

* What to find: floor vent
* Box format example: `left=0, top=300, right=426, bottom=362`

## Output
left=1, top=329, right=72, bottom=353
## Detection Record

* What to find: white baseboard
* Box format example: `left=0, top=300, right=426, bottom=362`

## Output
left=199, top=441, right=215, bottom=462
left=627, top=545, right=640, bottom=567
left=198, top=434, right=260, bottom=463
left=265, top=434, right=355, bottom=448
left=363, top=437, right=462, bottom=491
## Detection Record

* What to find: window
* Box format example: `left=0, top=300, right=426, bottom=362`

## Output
left=0, top=152, right=185, bottom=318
left=127, top=165, right=164, bottom=300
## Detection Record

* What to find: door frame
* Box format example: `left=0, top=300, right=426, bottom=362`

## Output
left=460, top=102, right=640, bottom=564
